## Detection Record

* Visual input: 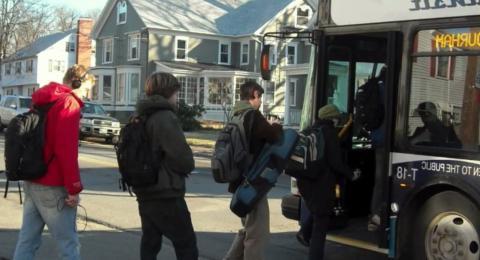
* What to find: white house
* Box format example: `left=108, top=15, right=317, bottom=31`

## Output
left=0, top=19, right=95, bottom=96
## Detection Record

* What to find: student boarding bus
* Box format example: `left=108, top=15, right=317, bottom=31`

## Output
left=261, top=1, right=480, bottom=259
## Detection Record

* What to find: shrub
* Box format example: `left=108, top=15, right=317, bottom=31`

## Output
left=177, top=101, right=206, bottom=131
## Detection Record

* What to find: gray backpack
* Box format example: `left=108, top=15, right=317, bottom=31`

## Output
left=211, top=109, right=254, bottom=183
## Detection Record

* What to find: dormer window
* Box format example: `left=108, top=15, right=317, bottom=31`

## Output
left=295, top=5, right=312, bottom=28
left=175, top=37, right=189, bottom=61
left=218, top=41, right=231, bottom=65
left=117, top=0, right=127, bottom=25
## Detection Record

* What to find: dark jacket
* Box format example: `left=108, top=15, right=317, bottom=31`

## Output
left=228, top=101, right=283, bottom=193
left=133, top=95, right=195, bottom=201
left=297, top=119, right=353, bottom=216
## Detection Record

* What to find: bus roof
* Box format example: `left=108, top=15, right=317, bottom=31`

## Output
left=330, top=0, right=480, bottom=26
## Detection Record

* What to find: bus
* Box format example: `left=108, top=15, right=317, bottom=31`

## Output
left=260, top=1, right=480, bottom=259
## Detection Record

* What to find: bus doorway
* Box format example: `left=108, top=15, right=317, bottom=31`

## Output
left=318, top=31, right=402, bottom=249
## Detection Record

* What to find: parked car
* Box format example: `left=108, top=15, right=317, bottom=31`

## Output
left=80, top=102, right=121, bottom=144
left=0, top=95, right=32, bottom=130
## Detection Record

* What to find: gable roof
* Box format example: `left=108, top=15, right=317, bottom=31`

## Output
left=4, top=29, right=75, bottom=62
left=94, top=0, right=308, bottom=38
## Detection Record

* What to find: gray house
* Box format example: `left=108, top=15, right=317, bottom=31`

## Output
left=91, top=0, right=317, bottom=124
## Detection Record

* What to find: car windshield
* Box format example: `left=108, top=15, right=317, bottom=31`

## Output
left=82, top=103, right=107, bottom=115
left=19, top=98, right=32, bottom=108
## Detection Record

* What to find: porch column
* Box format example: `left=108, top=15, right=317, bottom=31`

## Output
left=232, top=76, right=236, bottom=105
left=196, top=76, right=200, bottom=105
left=284, top=76, right=290, bottom=125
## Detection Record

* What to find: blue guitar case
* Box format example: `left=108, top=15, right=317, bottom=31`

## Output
left=230, top=129, right=299, bottom=217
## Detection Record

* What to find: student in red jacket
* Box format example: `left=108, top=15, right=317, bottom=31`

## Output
left=14, top=65, right=94, bottom=260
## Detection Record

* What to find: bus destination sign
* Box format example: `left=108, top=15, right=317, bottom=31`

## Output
left=410, top=0, right=480, bottom=11
left=434, top=31, right=480, bottom=50
left=331, top=0, right=480, bottom=26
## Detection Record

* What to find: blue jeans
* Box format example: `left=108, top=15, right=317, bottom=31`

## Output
left=14, top=182, right=80, bottom=260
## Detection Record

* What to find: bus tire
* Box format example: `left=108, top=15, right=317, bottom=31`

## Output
left=401, top=191, right=480, bottom=260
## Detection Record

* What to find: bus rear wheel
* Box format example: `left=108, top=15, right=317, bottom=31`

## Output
left=402, top=191, right=480, bottom=260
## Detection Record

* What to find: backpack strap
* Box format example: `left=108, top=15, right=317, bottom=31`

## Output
left=232, top=108, right=256, bottom=152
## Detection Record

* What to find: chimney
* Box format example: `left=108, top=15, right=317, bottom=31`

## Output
left=76, top=18, right=94, bottom=68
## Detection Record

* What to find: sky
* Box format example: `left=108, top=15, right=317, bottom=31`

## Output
left=42, top=0, right=109, bottom=14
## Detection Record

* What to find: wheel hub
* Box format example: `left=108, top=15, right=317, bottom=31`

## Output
left=426, top=213, right=479, bottom=260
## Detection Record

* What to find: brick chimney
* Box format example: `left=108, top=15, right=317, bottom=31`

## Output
left=76, top=18, right=93, bottom=68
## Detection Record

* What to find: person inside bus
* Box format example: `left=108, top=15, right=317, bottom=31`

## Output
left=409, top=101, right=461, bottom=148
left=367, top=66, right=387, bottom=232
left=296, top=104, right=360, bottom=260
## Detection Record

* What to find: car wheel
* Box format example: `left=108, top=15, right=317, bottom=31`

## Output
left=105, top=137, right=113, bottom=144
left=400, top=191, right=480, bottom=260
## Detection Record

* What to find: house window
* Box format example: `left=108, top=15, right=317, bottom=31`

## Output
left=208, top=77, right=232, bottom=105
left=129, top=73, right=140, bottom=103
left=65, top=42, right=75, bottom=52
left=286, top=43, right=297, bottom=65
left=27, top=87, right=36, bottom=96
left=128, top=34, right=140, bottom=60
left=175, top=37, right=188, bottom=61
left=26, top=60, right=34, bottom=73
left=49, top=60, right=64, bottom=72
left=436, top=56, right=449, bottom=78
left=116, top=73, right=126, bottom=102
left=5, top=63, right=11, bottom=75
left=117, top=0, right=127, bottom=25
left=103, top=75, right=112, bottom=101
left=103, top=38, right=113, bottom=64
left=265, top=81, right=275, bottom=105
left=296, top=5, right=311, bottom=27
left=288, top=79, right=297, bottom=106
left=15, top=62, right=21, bottom=74
left=199, top=77, right=205, bottom=105
left=177, top=76, right=197, bottom=105
left=219, top=42, right=231, bottom=64
left=91, top=75, right=99, bottom=100
left=270, top=44, right=278, bottom=65
left=241, top=42, right=249, bottom=65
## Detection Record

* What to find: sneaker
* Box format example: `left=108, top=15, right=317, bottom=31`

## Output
left=368, top=214, right=381, bottom=232
left=296, top=232, right=310, bottom=247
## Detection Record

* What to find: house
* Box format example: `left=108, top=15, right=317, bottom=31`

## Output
left=0, top=19, right=94, bottom=96
left=91, top=0, right=317, bottom=124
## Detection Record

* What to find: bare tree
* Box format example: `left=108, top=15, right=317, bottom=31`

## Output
left=0, top=0, right=57, bottom=61
left=0, top=0, right=26, bottom=60
left=54, top=6, right=79, bottom=32
left=13, top=2, right=54, bottom=52
left=83, top=8, right=103, bottom=24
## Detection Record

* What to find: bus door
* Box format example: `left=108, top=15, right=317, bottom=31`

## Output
left=319, top=31, right=402, bottom=247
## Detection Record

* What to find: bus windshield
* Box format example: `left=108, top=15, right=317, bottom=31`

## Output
left=408, top=27, right=480, bottom=151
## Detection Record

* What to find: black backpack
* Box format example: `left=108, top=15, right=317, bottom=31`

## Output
left=211, top=109, right=255, bottom=183
left=285, top=126, right=326, bottom=180
left=355, top=79, right=384, bottom=131
left=4, top=103, right=55, bottom=181
left=115, top=115, right=158, bottom=192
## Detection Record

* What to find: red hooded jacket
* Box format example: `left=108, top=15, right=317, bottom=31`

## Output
left=31, top=82, right=84, bottom=195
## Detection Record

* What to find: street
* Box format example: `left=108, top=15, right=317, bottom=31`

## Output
left=0, top=135, right=387, bottom=260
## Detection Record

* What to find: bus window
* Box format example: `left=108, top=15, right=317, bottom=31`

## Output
left=326, top=61, right=349, bottom=113
left=408, top=27, right=480, bottom=150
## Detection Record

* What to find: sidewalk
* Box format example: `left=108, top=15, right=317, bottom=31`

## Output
left=0, top=182, right=207, bottom=260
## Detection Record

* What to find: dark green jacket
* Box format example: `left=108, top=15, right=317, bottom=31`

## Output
left=133, top=95, right=194, bottom=201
